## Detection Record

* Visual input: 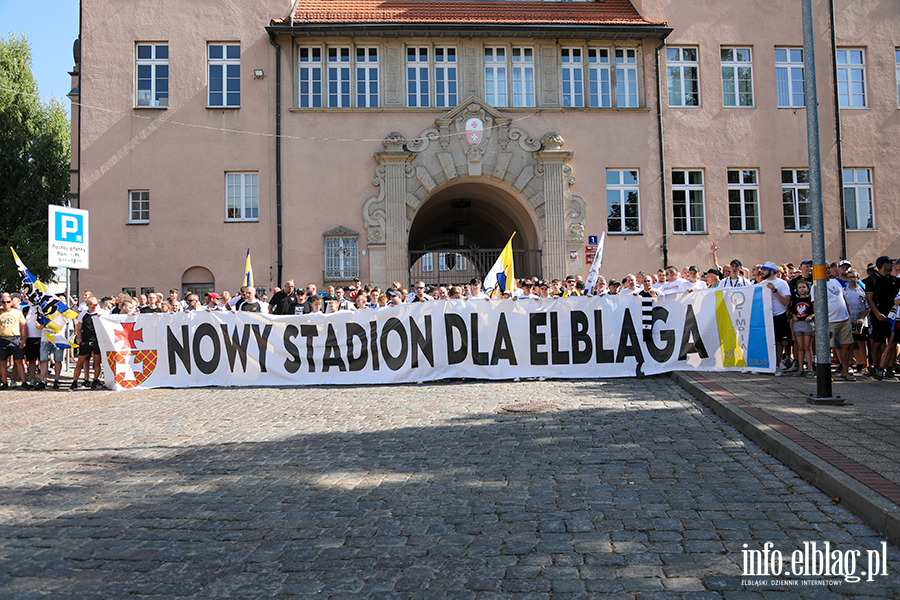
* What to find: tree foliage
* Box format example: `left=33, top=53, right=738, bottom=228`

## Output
left=0, top=33, right=70, bottom=292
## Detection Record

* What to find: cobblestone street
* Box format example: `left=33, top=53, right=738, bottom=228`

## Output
left=1, top=378, right=897, bottom=598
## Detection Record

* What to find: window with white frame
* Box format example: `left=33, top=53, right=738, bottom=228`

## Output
left=484, top=47, right=508, bottom=107
left=298, top=47, right=322, bottom=108
left=136, top=43, right=168, bottom=108
left=782, top=169, right=810, bottom=231
left=666, top=47, right=699, bottom=107
left=727, top=169, right=760, bottom=232
left=843, top=169, right=874, bottom=231
left=836, top=49, right=867, bottom=108
left=485, top=46, right=535, bottom=107
left=128, top=190, right=149, bottom=224
left=434, top=47, right=458, bottom=108
left=328, top=47, right=352, bottom=108
left=672, top=170, right=705, bottom=233
left=208, top=43, right=240, bottom=108
left=606, top=170, right=640, bottom=233
left=324, top=234, right=359, bottom=281
left=721, top=47, right=754, bottom=107
left=407, top=47, right=430, bottom=107
left=775, top=48, right=804, bottom=108
left=512, top=47, right=535, bottom=107
left=356, top=47, right=379, bottom=108
left=298, top=45, right=378, bottom=108
left=896, top=49, right=900, bottom=108
left=615, top=48, right=638, bottom=107
left=588, top=48, right=611, bottom=107
left=422, top=252, right=433, bottom=272
left=561, top=48, right=584, bottom=107
left=225, top=172, right=259, bottom=222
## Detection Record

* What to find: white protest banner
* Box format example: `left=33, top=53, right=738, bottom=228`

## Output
left=95, top=287, right=775, bottom=390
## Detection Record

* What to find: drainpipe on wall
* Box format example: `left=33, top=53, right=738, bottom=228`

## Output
left=655, top=41, right=669, bottom=268
left=268, top=32, right=283, bottom=287
left=828, top=0, right=846, bottom=259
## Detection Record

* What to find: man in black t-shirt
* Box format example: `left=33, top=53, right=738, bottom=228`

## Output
left=862, top=256, right=900, bottom=375
left=269, top=280, right=298, bottom=315
left=789, top=259, right=814, bottom=295
left=240, top=287, right=263, bottom=313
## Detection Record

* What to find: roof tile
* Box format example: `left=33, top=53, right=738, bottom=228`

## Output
left=274, top=0, right=666, bottom=27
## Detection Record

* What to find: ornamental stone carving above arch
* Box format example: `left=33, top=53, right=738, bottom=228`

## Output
left=362, top=96, right=586, bottom=283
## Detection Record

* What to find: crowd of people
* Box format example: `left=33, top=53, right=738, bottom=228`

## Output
left=3, top=241, right=900, bottom=389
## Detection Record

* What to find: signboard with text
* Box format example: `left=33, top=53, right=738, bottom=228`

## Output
left=48, top=205, right=89, bottom=269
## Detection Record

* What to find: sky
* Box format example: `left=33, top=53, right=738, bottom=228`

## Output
left=1, top=0, right=81, bottom=113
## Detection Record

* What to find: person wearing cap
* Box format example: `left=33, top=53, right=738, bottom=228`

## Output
left=205, top=292, right=226, bottom=311
left=788, top=259, right=814, bottom=295
left=290, top=288, right=310, bottom=314
left=705, top=269, right=722, bottom=288
left=834, top=260, right=854, bottom=288
left=862, top=256, right=900, bottom=377
left=561, top=277, right=581, bottom=297
left=515, top=280, right=538, bottom=300
left=757, top=261, right=791, bottom=376
left=720, top=259, right=751, bottom=288
left=686, top=265, right=708, bottom=290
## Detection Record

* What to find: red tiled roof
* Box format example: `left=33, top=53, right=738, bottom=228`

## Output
left=273, top=0, right=666, bottom=27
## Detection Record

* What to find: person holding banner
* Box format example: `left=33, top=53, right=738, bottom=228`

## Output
left=72, top=297, right=103, bottom=390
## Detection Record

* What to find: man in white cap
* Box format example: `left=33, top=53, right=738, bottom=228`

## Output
left=757, top=261, right=791, bottom=376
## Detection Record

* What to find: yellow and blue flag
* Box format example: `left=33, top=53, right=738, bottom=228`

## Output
left=10, top=247, right=77, bottom=347
left=483, top=233, right=516, bottom=299
left=244, top=248, right=254, bottom=287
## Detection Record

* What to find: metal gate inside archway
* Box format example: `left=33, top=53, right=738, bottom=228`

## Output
left=409, top=248, right=542, bottom=288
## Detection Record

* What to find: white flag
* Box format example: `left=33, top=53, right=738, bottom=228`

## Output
left=584, top=232, right=606, bottom=295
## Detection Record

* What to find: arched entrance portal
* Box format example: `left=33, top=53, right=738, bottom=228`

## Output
left=362, top=97, right=586, bottom=288
left=408, top=181, right=542, bottom=286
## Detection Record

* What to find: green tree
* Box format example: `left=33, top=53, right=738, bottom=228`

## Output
left=0, top=32, right=70, bottom=292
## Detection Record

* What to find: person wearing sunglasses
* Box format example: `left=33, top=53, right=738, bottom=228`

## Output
left=0, top=293, right=27, bottom=390
left=409, top=281, right=432, bottom=303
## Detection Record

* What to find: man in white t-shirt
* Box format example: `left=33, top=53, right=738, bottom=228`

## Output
left=687, top=265, right=708, bottom=290
left=657, top=266, right=693, bottom=296
left=757, top=261, right=791, bottom=376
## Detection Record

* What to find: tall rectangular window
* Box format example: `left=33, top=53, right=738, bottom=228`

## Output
left=208, top=43, right=240, bottom=108
left=325, top=236, right=359, bottom=280
left=721, top=47, right=754, bottom=107
left=356, top=47, right=379, bottom=108
left=225, top=172, right=259, bottom=222
left=844, top=169, right=874, bottom=230
left=727, top=169, right=760, bottom=232
left=484, top=47, right=507, bottom=107
left=328, top=47, right=351, bottom=108
left=666, top=47, right=699, bottom=107
left=782, top=169, right=810, bottom=231
left=837, top=49, right=867, bottom=108
left=298, top=47, right=322, bottom=108
left=615, top=48, right=638, bottom=107
left=672, top=170, right=705, bottom=233
left=561, top=48, right=584, bottom=107
left=587, top=48, right=611, bottom=107
left=136, top=43, right=168, bottom=108
left=434, top=47, right=458, bottom=108
left=511, top=47, right=535, bottom=107
left=606, top=170, right=640, bottom=233
left=775, top=48, right=804, bottom=108
left=422, top=253, right=433, bottom=272
left=407, top=47, right=430, bottom=107
left=128, top=191, right=149, bottom=224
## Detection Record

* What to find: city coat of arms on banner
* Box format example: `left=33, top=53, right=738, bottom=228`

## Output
left=106, top=321, right=158, bottom=389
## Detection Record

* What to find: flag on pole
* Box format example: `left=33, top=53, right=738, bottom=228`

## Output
left=244, top=248, right=254, bottom=287
left=10, top=247, right=77, bottom=347
left=482, top=232, right=516, bottom=299
left=584, top=232, right=606, bottom=295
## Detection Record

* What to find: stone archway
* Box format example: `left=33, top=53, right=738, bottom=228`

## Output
left=363, top=97, right=585, bottom=287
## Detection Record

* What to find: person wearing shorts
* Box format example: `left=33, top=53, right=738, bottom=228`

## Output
left=826, top=277, right=856, bottom=381
left=0, top=292, right=27, bottom=390
left=37, top=338, right=65, bottom=390
left=72, top=297, right=102, bottom=390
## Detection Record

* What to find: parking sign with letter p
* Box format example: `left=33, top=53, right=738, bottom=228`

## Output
left=48, top=205, right=89, bottom=269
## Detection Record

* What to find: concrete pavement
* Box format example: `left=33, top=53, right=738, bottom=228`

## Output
left=0, top=375, right=898, bottom=598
